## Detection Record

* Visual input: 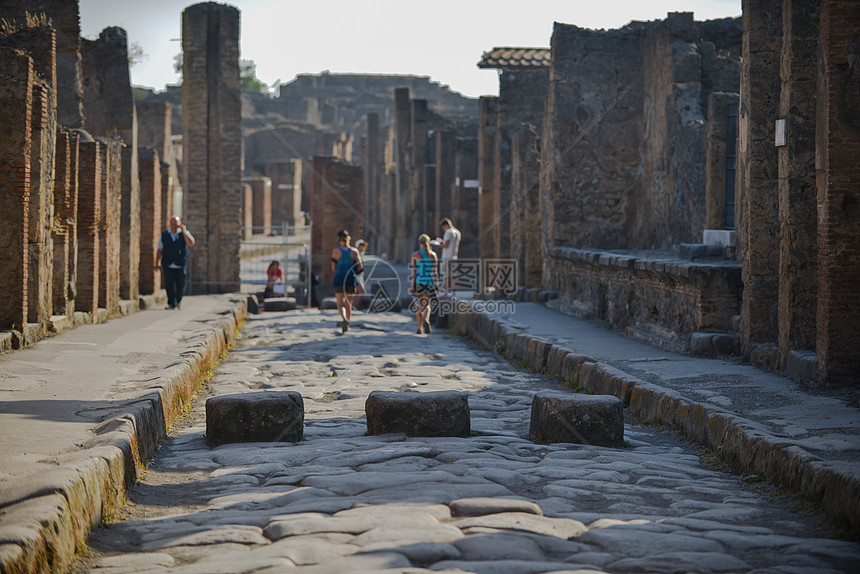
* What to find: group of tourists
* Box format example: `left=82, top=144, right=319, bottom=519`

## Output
left=332, top=218, right=460, bottom=335
left=152, top=214, right=462, bottom=338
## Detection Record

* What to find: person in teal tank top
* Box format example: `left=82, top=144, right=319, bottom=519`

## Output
left=410, top=234, right=438, bottom=334
left=331, top=229, right=362, bottom=333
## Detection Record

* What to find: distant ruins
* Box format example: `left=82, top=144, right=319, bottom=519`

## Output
left=0, top=1, right=857, bottom=386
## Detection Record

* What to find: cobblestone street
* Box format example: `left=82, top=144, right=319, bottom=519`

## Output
left=75, top=309, right=860, bottom=574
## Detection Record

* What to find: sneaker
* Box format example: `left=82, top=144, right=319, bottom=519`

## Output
left=425, top=319, right=432, bottom=334
left=342, top=321, right=349, bottom=333
left=166, top=305, right=175, bottom=310
left=176, top=302, right=182, bottom=310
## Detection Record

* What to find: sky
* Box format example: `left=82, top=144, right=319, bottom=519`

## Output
left=79, top=0, right=741, bottom=99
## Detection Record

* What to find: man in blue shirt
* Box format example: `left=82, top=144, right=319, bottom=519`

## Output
left=155, top=216, right=196, bottom=310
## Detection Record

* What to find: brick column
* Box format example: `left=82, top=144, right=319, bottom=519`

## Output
left=454, top=137, right=479, bottom=259
left=411, top=99, right=429, bottom=233
left=99, top=140, right=121, bottom=315
left=705, top=92, right=739, bottom=230
left=53, top=128, right=79, bottom=317
left=738, top=0, right=783, bottom=355
left=241, top=183, right=253, bottom=240
left=28, top=79, right=56, bottom=330
left=478, top=96, right=498, bottom=261
left=363, top=113, right=381, bottom=243
left=777, top=0, right=820, bottom=369
left=393, top=87, right=412, bottom=263
left=816, top=0, right=860, bottom=385
left=182, top=2, right=242, bottom=293
left=310, top=156, right=364, bottom=286
left=138, top=148, right=162, bottom=295
left=76, top=137, right=102, bottom=314
left=120, top=144, right=140, bottom=301
left=0, top=48, right=34, bottom=330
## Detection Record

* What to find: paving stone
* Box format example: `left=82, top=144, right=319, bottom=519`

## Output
left=449, top=497, right=542, bottom=517
left=206, top=391, right=304, bottom=446
left=530, top=392, right=624, bottom=447
left=608, top=551, right=750, bottom=573
left=452, top=513, right=586, bottom=539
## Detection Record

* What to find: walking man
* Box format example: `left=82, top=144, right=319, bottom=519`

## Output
left=437, top=218, right=461, bottom=296
left=155, top=216, right=196, bottom=310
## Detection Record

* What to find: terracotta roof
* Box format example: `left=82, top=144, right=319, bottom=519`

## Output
left=477, top=47, right=551, bottom=69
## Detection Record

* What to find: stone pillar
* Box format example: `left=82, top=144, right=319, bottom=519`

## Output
left=738, top=0, right=782, bottom=357
left=241, top=183, right=253, bottom=240
left=53, top=128, right=79, bottom=318
left=120, top=145, right=140, bottom=301
left=76, top=137, right=102, bottom=314
left=310, top=156, right=364, bottom=286
left=492, top=121, right=512, bottom=261
left=511, top=126, right=543, bottom=288
left=138, top=148, right=162, bottom=295
left=28, top=72, right=56, bottom=331
left=182, top=2, right=242, bottom=293
left=705, top=92, right=740, bottom=230
left=265, top=159, right=302, bottom=227
left=98, top=140, right=122, bottom=315
left=776, top=0, right=820, bottom=370
left=435, top=129, right=456, bottom=232
left=478, top=96, right=498, bottom=261
left=244, top=177, right=272, bottom=234
left=0, top=48, right=34, bottom=330
left=394, top=87, right=411, bottom=263
left=363, top=113, right=381, bottom=242
left=454, top=137, right=479, bottom=259
left=816, top=0, right=860, bottom=385
left=411, top=99, right=429, bottom=234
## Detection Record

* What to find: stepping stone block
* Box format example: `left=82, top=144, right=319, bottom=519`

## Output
left=263, top=297, right=296, bottom=311
left=529, top=392, right=623, bottom=447
left=365, top=390, right=470, bottom=437
left=206, top=391, right=304, bottom=446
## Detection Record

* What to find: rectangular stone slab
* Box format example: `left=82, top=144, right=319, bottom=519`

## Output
left=529, top=392, right=623, bottom=447
left=206, top=391, right=304, bottom=446
left=365, top=390, right=470, bottom=437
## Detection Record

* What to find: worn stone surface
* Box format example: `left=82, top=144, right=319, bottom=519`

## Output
left=206, top=391, right=304, bottom=446
left=69, top=308, right=860, bottom=574
left=365, top=390, right=470, bottom=437
left=529, top=392, right=624, bottom=447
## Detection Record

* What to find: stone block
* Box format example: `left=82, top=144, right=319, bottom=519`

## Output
left=365, top=390, right=470, bottom=437
left=787, top=350, right=818, bottom=385
left=679, top=243, right=724, bottom=260
left=246, top=294, right=260, bottom=314
left=263, top=297, right=296, bottom=312
left=319, top=297, right=337, bottom=310
left=689, top=332, right=740, bottom=357
left=529, top=392, right=624, bottom=447
left=206, top=391, right=304, bottom=446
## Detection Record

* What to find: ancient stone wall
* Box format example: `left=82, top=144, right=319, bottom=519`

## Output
left=244, top=124, right=317, bottom=211
left=816, top=0, right=860, bottom=385
left=182, top=2, right=242, bottom=294
left=511, top=125, right=543, bottom=288
left=138, top=148, right=162, bottom=295
left=363, top=113, right=382, bottom=244
left=393, top=87, right=412, bottom=263
left=241, top=183, right=252, bottom=240
left=434, top=128, right=456, bottom=235
left=310, top=156, right=364, bottom=287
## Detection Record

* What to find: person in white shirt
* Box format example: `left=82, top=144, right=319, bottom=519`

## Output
left=437, top=218, right=461, bottom=296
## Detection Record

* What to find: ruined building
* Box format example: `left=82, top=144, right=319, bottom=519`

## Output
left=478, top=6, right=857, bottom=386
left=0, top=0, right=189, bottom=351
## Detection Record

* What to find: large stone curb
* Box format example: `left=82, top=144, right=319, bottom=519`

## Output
left=449, top=303, right=860, bottom=534
left=0, top=296, right=247, bottom=574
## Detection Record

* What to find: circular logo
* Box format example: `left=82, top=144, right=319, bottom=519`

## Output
left=343, top=256, right=403, bottom=312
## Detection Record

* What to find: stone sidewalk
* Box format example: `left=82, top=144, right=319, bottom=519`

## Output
left=73, top=308, right=859, bottom=573
left=0, top=294, right=247, bottom=574
left=447, top=299, right=860, bottom=534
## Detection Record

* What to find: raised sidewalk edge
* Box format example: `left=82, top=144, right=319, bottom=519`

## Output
left=449, top=305, right=860, bottom=535
left=0, top=296, right=247, bottom=574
